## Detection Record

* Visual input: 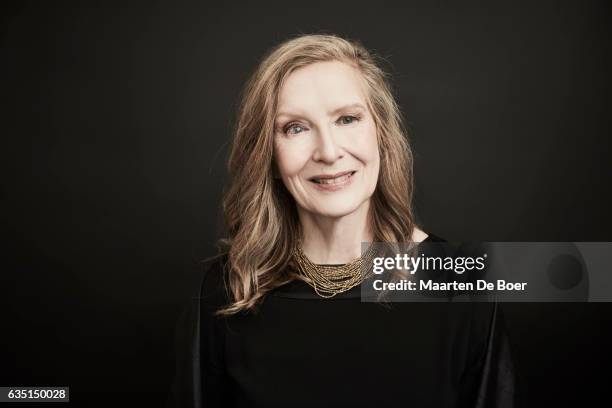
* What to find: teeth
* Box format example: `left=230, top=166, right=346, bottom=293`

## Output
left=314, top=172, right=353, bottom=185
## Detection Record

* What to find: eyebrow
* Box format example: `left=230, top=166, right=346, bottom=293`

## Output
left=329, top=103, right=367, bottom=116
left=275, top=103, right=367, bottom=122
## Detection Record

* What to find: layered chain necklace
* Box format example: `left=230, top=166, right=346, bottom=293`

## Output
left=292, top=243, right=378, bottom=298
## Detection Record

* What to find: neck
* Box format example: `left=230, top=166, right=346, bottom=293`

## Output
left=297, top=199, right=374, bottom=264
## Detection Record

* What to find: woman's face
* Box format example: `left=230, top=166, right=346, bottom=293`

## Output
left=273, top=60, right=380, bottom=219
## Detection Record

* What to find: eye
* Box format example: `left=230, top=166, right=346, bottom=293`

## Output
left=337, top=115, right=360, bottom=125
left=284, top=123, right=307, bottom=135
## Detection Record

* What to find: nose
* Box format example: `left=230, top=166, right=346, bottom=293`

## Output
left=312, top=125, right=343, bottom=163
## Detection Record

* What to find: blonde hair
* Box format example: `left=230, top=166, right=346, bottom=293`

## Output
left=216, top=33, right=417, bottom=315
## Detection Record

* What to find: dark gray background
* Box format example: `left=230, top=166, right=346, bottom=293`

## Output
left=2, top=1, right=611, bottom=407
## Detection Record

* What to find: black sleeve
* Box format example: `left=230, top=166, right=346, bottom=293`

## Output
left=457, top=302, right=518, bottom=408
left=166, top=257, right=230, bottom=408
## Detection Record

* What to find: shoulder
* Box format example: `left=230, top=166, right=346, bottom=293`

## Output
left=412, top=226, right=446, bottom=243
left=196, top=253, right=231, bottom=312
left=411, top=226, right=429, bottom=242
left=424, top=232, right=446, bottom=242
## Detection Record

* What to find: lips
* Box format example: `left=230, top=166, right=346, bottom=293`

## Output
left=309, top=170, right=357, bottom=185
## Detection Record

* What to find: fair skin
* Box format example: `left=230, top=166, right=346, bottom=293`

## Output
left=273, top=60, right=427, bottom=264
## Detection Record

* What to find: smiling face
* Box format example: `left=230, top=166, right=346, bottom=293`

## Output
left=273, top=60, right=380, bottom=219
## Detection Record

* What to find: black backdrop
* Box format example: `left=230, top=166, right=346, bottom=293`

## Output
left=2, top=1, right=611, bottom=407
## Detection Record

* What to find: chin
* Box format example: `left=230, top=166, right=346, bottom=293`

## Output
left=313, top=208, right=356, bottom=218
left=310, top=197, right=368, bottom=218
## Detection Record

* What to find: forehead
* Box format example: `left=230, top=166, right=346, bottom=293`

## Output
left=276, top=60, right=368, bottom=114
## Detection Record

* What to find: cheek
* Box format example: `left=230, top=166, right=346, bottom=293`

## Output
left=352, top=120, right=380, bottom=165
left=274, top=141, right=307, bottom=178
left=366, top=121, right=380, bottom=157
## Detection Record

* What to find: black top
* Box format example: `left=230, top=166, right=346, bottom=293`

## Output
left=167, top=234, right=517, bottom=407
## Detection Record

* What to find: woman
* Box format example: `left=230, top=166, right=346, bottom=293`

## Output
left=168, top=34, right=517, bottom=407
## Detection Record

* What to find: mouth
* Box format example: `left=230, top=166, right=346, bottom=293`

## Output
left=309, top=170, right=357, bottom=185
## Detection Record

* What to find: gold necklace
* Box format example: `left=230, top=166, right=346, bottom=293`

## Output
left=292, top=243, right=377, bottom=298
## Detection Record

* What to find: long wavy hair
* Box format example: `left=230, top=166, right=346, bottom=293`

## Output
left=215, top=33, right=417, bottom=315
